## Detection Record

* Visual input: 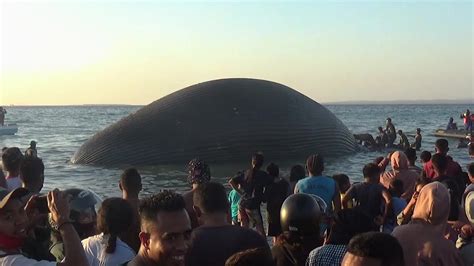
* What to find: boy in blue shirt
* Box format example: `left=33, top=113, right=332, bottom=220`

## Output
left=228, top=188, right=241, bottom=225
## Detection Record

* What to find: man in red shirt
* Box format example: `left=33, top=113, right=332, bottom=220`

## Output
left=423, top=139, right=462, bottom=179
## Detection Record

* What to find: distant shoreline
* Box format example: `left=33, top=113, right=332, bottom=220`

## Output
left=323, top=99, right=474, bottom=105
left=3, top=99, right=473, bottom=107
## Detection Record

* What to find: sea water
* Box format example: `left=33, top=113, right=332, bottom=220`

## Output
left=0, top=104, right=472, bottom=199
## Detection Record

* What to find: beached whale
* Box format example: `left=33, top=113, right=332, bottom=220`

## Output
left=71, top=78, right=356, bottom=166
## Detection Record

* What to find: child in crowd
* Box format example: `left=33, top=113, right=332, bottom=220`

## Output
left=420, top=150, right=432, bottom=167
left=383, top=179, right=407, bottom=233
left=228, top=187, right=241, bottom=225
left=332, top=174, right=352, bottom=209
left=264, top=163, right=289, bottom=243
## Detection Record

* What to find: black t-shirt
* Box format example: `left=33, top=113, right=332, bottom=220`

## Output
left=185, top=225, right=269, bottom=266
left=232, top=169, right=272, bottom=209
left=346, top=182, right=384, bottom=219
left=271, top=242, right=311, bottom=266
left=265, top=178, right=290, bottom=236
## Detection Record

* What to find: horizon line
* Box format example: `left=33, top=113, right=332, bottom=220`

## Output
left=2, top=99, right=473, bottom=107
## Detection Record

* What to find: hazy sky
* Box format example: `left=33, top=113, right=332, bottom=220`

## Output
left=1, top=1, right=472, bottom=105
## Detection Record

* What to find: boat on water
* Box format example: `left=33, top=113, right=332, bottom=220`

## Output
left=434, top=129, right=471, bottom=139
left=0, top=124, right=18, bottom=135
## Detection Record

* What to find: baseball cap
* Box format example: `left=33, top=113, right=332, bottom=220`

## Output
left=0, top=187, right=29, bottom=209
left=466, top=191, right=474, bottom=224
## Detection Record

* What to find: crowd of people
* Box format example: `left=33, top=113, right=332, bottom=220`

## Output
left=0, top=135, right=474, bottom=266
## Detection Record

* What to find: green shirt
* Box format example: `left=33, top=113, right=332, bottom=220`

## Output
left=228, top=189, right=241, bottom=219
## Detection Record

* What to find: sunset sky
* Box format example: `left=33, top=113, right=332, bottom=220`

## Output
left=1, top=1, right=472, bottom=105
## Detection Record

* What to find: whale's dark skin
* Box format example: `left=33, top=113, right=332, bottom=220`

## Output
left=71, top=78, right=355, bottom=166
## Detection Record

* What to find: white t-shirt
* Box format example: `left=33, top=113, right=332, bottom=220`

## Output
left=82, top=233, right=136, bottom=266
left=6, top=176, right=22, bottom=191
left=0, top=254, right=55, bottom=266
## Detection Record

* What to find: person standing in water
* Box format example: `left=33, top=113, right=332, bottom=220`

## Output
left=0, top=107, right=6, bottom=126
left=397, top=130, right=410, bottom=150
left=461, top=109, right=473, bottom=133
left=25, top=140, right=38, bottom=158
left=385, top=118, right=396, bottom=146
left=411, top=128, right=422, bottom=151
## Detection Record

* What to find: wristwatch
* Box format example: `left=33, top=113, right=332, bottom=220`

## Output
left=52, top=219, right=73, bottom=231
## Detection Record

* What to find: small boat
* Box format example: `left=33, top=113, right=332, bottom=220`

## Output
left=0, top=124, right=18, bottom=135
left=434, top=129, right=470, bottom=139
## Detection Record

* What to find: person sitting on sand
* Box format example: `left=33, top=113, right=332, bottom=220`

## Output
left=397, top=130, right=410, bottom=150
left=447, top=117, right=458, bottom=130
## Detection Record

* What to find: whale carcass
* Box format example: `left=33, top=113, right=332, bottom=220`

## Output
left=71, top=78, right=355, bottom=166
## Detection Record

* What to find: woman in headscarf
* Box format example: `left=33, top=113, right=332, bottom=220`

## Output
left=392, top=182, right=463, bottom=266
left=379, top=151, right=418, bottom=201
left=458, top=191, right=474, bottom=266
